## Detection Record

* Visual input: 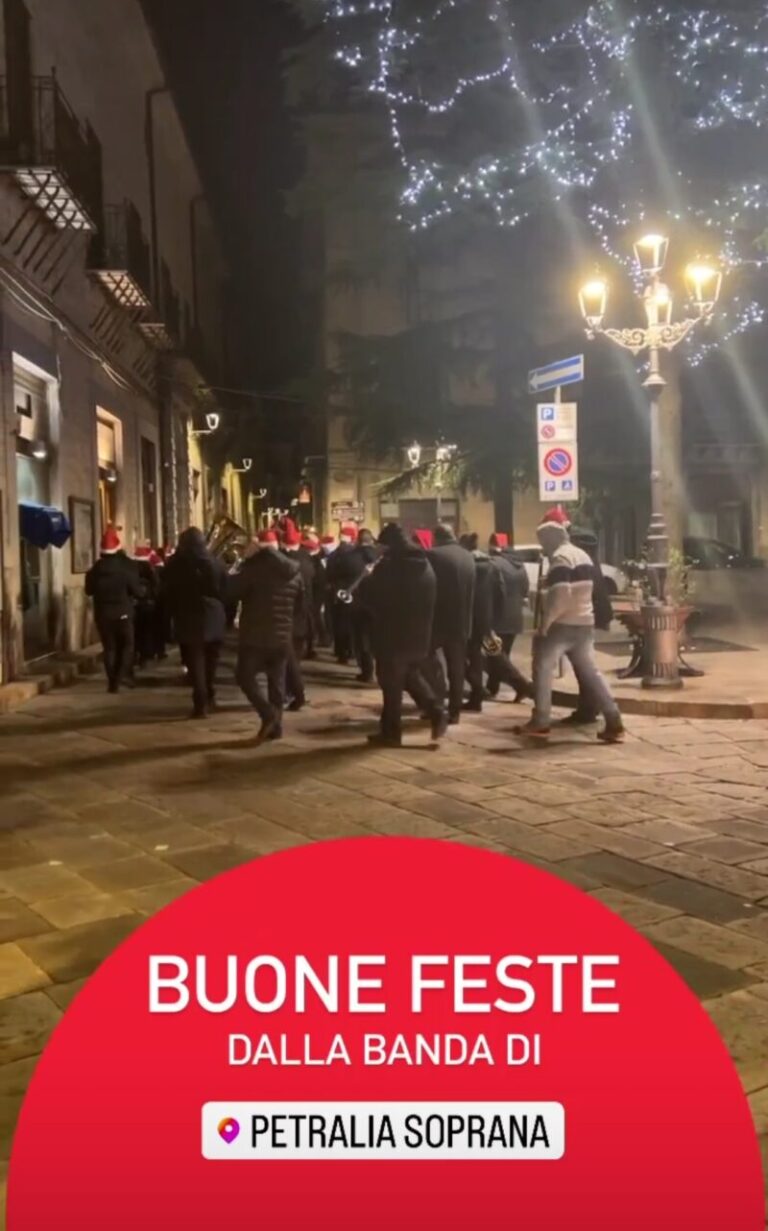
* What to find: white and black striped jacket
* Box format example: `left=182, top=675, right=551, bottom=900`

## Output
left=541, top=543, right=595, bottom=633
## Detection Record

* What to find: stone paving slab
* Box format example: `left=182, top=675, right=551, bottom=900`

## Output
left=1, top=650, right=768, bottom=1220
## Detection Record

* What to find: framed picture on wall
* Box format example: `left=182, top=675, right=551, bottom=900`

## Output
left=70, top=498, right=96, bottom=575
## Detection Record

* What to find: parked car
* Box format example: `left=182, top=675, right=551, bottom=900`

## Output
left=510, top=545, right=628, bottom=595
left=683, top=537, right=766, bottom=571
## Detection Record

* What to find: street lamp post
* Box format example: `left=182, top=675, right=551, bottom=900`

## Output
left=579, top=239, right=721, bottom=689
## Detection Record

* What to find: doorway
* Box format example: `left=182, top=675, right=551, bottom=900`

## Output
left=17, top=453, right=53, bottom=659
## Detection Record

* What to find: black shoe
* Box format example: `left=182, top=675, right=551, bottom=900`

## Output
left=448, top=712, right=461, bottom=726
left=559, top=711, right=598, bottom=727
left=431, top=710, right=448, bottom=742
left=367, top=733, right=402, bottom=748
left=107, top=683, right=119, bottom=694
left=287, top=698, right=305, bottom=713
left=356, top=673, right=374, bottom=684
left=463, top=701, right=483, bottom=714
left=190, top=708, right=207, bottom=720
left=267, top=727, right=283, bottom=742
left=255, top=716, right=279, bottom=746
left=598, top=721, right=626, bottom=745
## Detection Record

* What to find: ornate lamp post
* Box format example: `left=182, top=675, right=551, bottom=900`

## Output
left=579, top=238, right=721, bottom=689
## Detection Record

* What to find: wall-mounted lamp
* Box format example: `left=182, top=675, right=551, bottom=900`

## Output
left=190, top=412, right=221, bottom=438
left=232, top=458, right=253, bottom=473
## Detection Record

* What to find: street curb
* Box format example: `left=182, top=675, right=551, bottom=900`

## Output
left=0, top=645, right=102, bottom=715
left=552, top=688, right=768, bottom=721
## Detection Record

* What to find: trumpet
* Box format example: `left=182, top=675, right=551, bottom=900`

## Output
left=482, top=631, right=504, bottom=657
left=337, top=560, right=379, bottom=605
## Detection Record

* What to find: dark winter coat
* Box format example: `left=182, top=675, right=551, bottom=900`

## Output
left=85, top=553, right=143, bottom=621
left=359, top=538, right=436, bottom=660
left=427, top=541, right=476, bottom=644
left=284, top=548, right=316, bottom=638
left=569, top=528, right=613, bottom=631
left=162, top=529, right=227, bottom=644
left=470, top=551, right=505, bottom=642
left=230, top=548, right=303, bottom=650
left=135, top=560, right=159, bottom=611
left=326, top=542, right=374, bottom=595
left=489, top=551, right=529, bottom=636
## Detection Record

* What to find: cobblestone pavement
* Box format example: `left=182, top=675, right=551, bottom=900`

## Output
left=1, top=650, right=768, bottom=1220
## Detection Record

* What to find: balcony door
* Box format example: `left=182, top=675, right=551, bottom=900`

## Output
left=4, top=0, right=33, bottom=156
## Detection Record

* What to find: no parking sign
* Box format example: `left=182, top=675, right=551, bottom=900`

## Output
left=536, top=403, right=579, bottom=502
left=538, top=441, right=579, bottom=502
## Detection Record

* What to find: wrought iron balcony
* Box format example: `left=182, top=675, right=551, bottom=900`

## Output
left=89, top=200, right=151, bottom=309
left=0, top=75, right=102, bottom=231
left=138, top=262, right=180, bottom=351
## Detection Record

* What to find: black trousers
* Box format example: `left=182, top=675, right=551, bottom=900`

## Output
left=485, top=634, right=531, bottom=698
left=352, top=609, right=374, bottom=681
left=236, top=646, right=287, bottom=728
left=97, top=614, right=134, bottom=690
left=333, top=601, right=353, bottom=662
left=426, top=637, right=467, bottom=719
left=286, top=638, right=306, bottom=705
left=376, top=653, right=441, bottom=741
left=467, top=635, right=531, bottom=707
left=180, top=641, right=222, bottom=714
left=134, top=604, right=157, bottom=665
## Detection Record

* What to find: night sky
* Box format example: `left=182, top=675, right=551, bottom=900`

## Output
left=142, top=0, right=304, bottom=390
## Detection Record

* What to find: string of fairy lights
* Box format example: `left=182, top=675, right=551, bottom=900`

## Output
left=316, top=0, right=768, bottom=358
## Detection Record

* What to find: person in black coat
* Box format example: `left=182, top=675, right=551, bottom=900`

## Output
left=463, top=535, right=531, bottom=711
left=425, top=524, right=476, bottom=723
left=132, top=545, right=160, bottom=668
left=229, top=531, right=304, bottom=743
left=85, top=527, right=143, bottom=693
left=359, top=523, right=446, bottom=747
left=162, top=527, right=227, bottom=718
left=281, top=527, right=313, bottom=710
left=487, top=533, right=530, bottom=698
left=326, top=525, right=363, bottom=663
left=347, top=528, right=379, bottom=683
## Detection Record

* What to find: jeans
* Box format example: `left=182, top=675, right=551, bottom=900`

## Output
left=97, top=614, right=134, bottom=690
left=376, top=654, right=442, bottom=741
left=180, top=641, right=222, bottom=714
left=236, top=646, right=288, bottom=729
left=533, top=625, right=620, bottom=730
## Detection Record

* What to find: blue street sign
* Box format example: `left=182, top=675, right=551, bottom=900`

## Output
left=528, top=355, right=584, bottom=395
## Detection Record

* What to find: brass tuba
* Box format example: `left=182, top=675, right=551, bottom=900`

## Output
left=206, top=515, right=251, bottom=563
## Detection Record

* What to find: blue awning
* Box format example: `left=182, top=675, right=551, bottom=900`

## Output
left=19, top=502, right=72, bottom=550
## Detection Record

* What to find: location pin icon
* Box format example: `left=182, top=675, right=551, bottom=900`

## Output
left=218, top=1117, right=240, bottom=1145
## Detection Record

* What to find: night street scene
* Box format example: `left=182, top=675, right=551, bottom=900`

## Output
left=1, top=0, right=768, bottom=1220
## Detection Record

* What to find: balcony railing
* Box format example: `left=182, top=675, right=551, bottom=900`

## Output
left=89, top=200, right=151, bottom=309
left=0, top=75, right=102, bottom=231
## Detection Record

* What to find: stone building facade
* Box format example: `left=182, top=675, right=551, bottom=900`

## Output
left=0, top=0, right=229, bottom=681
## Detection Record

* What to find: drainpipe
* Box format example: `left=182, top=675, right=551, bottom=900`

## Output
left=144, top=86, right=168, bottom=308
left=190, top=194, right=204, bottom=331
left=145, top=86, right=176, bottom=543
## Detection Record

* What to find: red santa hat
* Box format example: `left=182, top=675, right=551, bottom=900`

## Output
left=412, top=529, right=433, bottom=550
left=134, top=544, right=160, bottom=566
left=339, top=523, right=358, bottom=544
left=100, top=526, right=121, bottom=555
left=257, top=530, right=279, bottom=549
left=302, top=532, right=320, bottom=554
left=541, top=506, right=571, bottom=527
left=282, top=525, right=302, bottom=550
left=489, top=532, right=509, bottom=549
